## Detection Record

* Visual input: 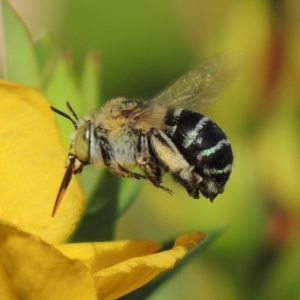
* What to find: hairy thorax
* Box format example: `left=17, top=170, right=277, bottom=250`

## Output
left=88, top=98, right=167, bottom=168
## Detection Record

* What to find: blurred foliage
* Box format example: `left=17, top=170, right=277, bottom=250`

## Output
left=1, top=0, right=300, bottom=299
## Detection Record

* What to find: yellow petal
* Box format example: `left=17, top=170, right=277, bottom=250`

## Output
left=0, top=220, right=97, bottom=300
left=0, top=81, right=85, bottom=244
left=56, top=240, right=161, bottom=272
left=93, top=232, right=205, bottom=300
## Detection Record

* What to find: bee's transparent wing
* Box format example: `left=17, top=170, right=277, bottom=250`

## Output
left=149, top=53, right=242, bottom=110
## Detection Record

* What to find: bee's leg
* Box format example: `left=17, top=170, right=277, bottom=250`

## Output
left=135, top=132, right=173, bottom=194
left=136, top=132, right=173, bottom=194
left=148, top=128, right=202, bottom=199
left=143, top=159, right=173, bottom=195
left=118, top=164, right=146, bottom=180
left=99, top=138, right=145, bottom=180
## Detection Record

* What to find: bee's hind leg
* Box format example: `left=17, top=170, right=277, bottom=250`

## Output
left=148, top=128, right=201, bottom=197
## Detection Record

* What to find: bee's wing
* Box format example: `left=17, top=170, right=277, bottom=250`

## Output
left=149, top=53, right=242, bottom=110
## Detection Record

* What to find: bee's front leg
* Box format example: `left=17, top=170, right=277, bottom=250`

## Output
left=110, top=163, right=146, bottom=180
left=99, top=138, right=145, bottom=180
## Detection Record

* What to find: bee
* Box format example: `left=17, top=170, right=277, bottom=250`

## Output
left=50, top=53, right=240, bottom=216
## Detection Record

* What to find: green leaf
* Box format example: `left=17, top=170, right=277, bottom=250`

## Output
left=76, top=166, right=103, bottom=203
left=43, top=54, right=81, bottom=149
left=81, top=51, right=102, bottom=111
left=34, top=32, right=60, bottom=83
left=66, top=169, right=142, bottom=242
left=68, top=169, right=120, bottom=242
left=117, top=177, right=142, bottom=216
left=1, top=0, right=40, bottom=87
left=120, top=229, right=224, bottom=300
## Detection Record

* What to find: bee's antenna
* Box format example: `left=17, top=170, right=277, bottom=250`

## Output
left=66, top=102, right=79, bottom=121
left=50, top=103, right=78, bottom=129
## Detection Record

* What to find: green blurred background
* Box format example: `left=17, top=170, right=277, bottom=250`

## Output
left=2, top=0, right=300, bottom=299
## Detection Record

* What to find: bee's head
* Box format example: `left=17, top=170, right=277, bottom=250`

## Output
left=70, top=120, right=92, bottom=168
left=50, top=102, right=91, bottom=216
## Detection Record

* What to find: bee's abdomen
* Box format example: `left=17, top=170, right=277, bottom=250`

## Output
left=163, top=108, right=233, bottom=200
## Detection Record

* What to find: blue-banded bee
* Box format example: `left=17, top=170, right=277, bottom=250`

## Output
left=51, top=53, right=240, bottom=216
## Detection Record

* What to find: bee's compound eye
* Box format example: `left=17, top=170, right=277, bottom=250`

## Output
left=74, top=122, right=91, bottom=162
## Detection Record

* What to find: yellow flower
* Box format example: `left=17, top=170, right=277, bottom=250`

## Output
left=0, top=81, right=205, bottom=299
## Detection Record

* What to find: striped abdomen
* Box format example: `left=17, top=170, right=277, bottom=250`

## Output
left=163, top=108, right=233, bottom=200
